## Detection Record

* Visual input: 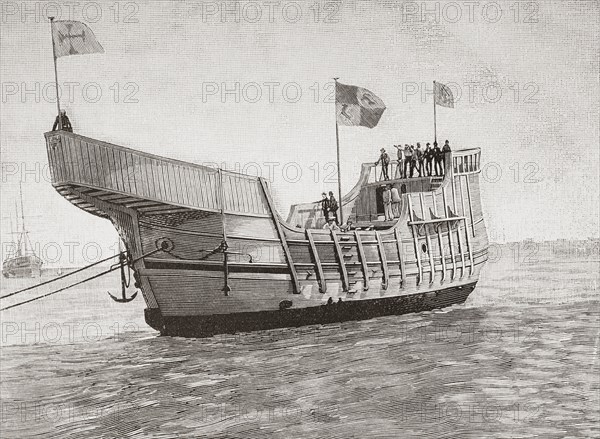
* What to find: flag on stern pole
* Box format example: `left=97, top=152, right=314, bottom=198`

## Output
left=434, top=81, right=454, bottom=108
left=52, top=20, right=104, bottom=58
left=335, top=82, right=386, bottom=128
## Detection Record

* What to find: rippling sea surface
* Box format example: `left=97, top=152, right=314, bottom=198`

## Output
left=1, top=249, right=599, bottom=438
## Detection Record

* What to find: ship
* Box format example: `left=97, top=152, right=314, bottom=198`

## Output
left=2, top=183, right=43, bottom=278
left=44, top=130, right=488, bottom=337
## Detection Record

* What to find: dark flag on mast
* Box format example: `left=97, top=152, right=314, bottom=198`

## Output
left=49, top=18, right=103, bottom=131
left=52, top=20, right=104, bottom=58
left=434, top=81, right=454, bottom=108
left=335, top=82, right=386, bottom=128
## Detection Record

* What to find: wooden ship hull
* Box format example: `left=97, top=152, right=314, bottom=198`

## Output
left=2, top=255, right=43, bottom=278
left=44, top=131, right=488, bottom=337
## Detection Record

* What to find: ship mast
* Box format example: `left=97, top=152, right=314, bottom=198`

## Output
left=14, top=199, right=23, bottom=257
left=17, top=182, right=28, bottom=256
left=19, top=181, right=25, bottom=236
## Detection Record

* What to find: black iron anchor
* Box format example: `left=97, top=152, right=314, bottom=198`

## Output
left=108, top=253, right=138, bottom=303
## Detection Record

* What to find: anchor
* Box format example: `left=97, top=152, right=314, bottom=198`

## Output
left=107, top=252, right=138, bottom=303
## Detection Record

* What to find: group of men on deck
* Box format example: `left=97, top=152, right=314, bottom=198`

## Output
left=375, top=140, right=452, bottom=180
left=316, top=191, right=340, bottom=230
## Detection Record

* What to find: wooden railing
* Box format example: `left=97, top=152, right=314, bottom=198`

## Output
left=452, top=148, right=481, bottom=175
left=45, top=131, right=270, bottom=216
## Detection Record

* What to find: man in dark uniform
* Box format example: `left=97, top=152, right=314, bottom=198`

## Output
left=328, top=191, right=339, bottom=224
left=403, top=144, right=414, bottom=178
left=433, top=142, right=443, bottom=176
left=442, top=140, right=452, bottom=175
left=316, top=192, right=330, bottom=220
left=52, top=110, right=73, bottom=132
left=375, top=148, right=390, bottom=180
left=424, top=143, right=434, bottom=176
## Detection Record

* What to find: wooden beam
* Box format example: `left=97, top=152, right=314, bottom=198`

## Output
left=330, top=230, right=349, bottom=292
left=306, top=229, right=326, bottom=293
left=354, top=231, right=370, bottom=291
left=394, top=228, right=406, bottom=288
left=408, top=196, right=423, bottom=285
left=375, top=231, right=389, bottom=290
left=258, top=178, right=300, bottom=294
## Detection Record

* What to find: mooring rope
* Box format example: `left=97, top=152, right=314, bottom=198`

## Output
left=0, top=248, right=163, bottom=311
left=0, top=252, right=125, bottom=300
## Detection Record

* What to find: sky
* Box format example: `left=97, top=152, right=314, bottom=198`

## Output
left=1, top=0, right=599, bottom=265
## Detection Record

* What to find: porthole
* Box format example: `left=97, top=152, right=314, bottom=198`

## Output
left=421, top=243, right=428, bottom=254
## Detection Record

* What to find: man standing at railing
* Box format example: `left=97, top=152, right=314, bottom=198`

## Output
left=433, top=142, right=443, bottom=176
left=404, top=144, right=414, bottom=178
left=442, top=140, right=452, bottom=175
left=375, top=148, right=390, bottom=180
left=393, top=145, right=405, bottom=179
left=415, top=143, right=425, bottom=177
left=424, top=143, right=434, bottom=176
left=315, top=192, right=330, bottom=221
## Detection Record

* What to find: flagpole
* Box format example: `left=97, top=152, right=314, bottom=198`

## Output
left=49, top=17, right=62, bottom=130
left=433, top=80, right=437, bottom=144
left=333, top=77, right=343, bottom=226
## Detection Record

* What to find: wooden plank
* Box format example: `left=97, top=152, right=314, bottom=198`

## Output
left=119, top=149, right=130, bottom=193
left=443, top=186, right=457, bottom=280
left=330, top=230, right=349, bottom=292
left=177, top=165, right=190, bottom=205
left=258, top=178, right=300, bottom=294
left=462, top=217, right=475, bottom=276
left=100, top=146, right=114, bottom=191
left=184, top=167, right=198, bottom=206
left=375, top=231, right=389, bottom=290
left=407, top=196, right=422, bottom=285
left=432, top=192, right=447, bottom=282
left=110, top=147, right=122, bottom=192
left=71, top=136, right=83, bottom=184
left=465, top=175, right=476, bottom=237
left=96, top=142, right=109, bottom=189
left=420, top=193, right=435, bottom=284
left=354, top=231, right=370, bottom=291
left=394, top=228, right=405, bottom=288
left=306, top=229, right=326, bottom=293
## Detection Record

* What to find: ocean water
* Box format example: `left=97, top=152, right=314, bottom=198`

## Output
left=1, top=250, right=598, bottom=438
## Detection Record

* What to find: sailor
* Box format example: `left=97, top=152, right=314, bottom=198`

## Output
left=375, top=148, right=390, bottom=180
left=410, top=145, right=419, bottom=178
left=328, top=191, right=339, bottom=224
left=316, top=192, right=330, bottom=220
left=433, top=142, right=443, bottom=176
left=393, top=144, right=405, bottom=179
left=52, top=110, right=73, bottom=132
left=424, top=143, right=434, bottom=176
left=403, top=144, right=414, bottom=178
left=390, top=185, right=401, bottom=218
left=441, top=140, right=452, bottom=175
left=416, top=143, right=425, bottom=177
left=382, top=185, right=393, bottom=221
left=323, top=218, right=340, bottom=231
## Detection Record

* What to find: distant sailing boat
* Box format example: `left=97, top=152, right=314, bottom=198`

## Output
left=2, top=183, right=43, bottom=278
